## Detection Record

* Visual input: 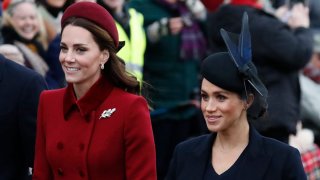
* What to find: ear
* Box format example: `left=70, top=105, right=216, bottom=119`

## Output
left=101, top=49, right=110, bottom=64
left=244, top=93, right=254, bottom=110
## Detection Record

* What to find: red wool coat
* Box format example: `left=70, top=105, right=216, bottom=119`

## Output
left=33, top=77, right=157, bottom=180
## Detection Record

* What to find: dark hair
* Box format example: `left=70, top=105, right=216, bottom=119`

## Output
left=240, top=81, right=268, bottom=120
left=61, top=17, right=140, bottom=94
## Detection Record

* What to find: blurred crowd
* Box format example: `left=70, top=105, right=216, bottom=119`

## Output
left=1, top=0, right=320, bottom=179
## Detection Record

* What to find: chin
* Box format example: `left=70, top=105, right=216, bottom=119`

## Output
left=206, top=124, right=220, bottom=133
left=65, top=77, right=79, bottom=84
left=20, top=34, right=36, bottom=40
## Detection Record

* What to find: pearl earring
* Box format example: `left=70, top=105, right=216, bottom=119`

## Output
left=100, top=63, right=105, bottom=70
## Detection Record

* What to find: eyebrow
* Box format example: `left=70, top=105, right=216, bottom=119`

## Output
left=201, top=89, right=230, bottom=95
left=60, top=42, right=89, bottom=47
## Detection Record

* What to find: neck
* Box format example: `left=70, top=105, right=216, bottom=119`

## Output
left=73, top=85, right=87, bottom=100
left=114, top=6, right=124, bottom=15
left=73, top=74, right=101, bottom=100
left=215, top=119, right=250, bottom=151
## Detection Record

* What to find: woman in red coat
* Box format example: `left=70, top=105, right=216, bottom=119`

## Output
left=32, top=2, right=157, bottom=180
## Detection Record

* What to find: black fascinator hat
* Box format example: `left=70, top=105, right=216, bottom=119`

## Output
left=201, top=12, right=268, bottom=118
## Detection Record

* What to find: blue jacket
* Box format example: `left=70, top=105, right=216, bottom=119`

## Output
left=166, top=126, right=307, bottom=180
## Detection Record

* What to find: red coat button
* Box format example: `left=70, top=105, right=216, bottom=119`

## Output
left=57, top=142, right=64, bottom=150
left=79, top=143, right=85, bottom=151
left=57, top=168, right=64, bottom=176
left=79, top=170, right=85, bottom=177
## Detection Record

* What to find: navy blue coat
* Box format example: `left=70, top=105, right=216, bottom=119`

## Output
left=166, top=127, right=307, bottom=180
left=0, top=55, right=47, bottom=179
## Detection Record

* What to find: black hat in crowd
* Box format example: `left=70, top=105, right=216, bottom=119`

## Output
left=201, top=12, right=268, bottom=117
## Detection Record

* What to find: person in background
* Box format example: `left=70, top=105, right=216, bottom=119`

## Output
left=270, top=0, right=320, bottom=28
left=207, top=0, right=312, bottom=143
left=1, top=0, right=49, bottom=77
left=44, top=32, right=67, bottom=89
left=98, top=0, right=146, bottom=83
left=289, top=122, right=320, bottom=180
left=129, top=0, right=208, bottom=178
left=36, top=0, right=73, bottom=43
left=302, top=31, right=320, bottom=84
left=0, top=54, right=47, bottom=180
left=166, top=13, right=307, bottom=180
left=2, top=0, right=66, bottom=89
left=300, top=30, right=320, bottom=145
left=36, top=0, right=73, bottom=89
left=32, top=2, right=156, bottom=179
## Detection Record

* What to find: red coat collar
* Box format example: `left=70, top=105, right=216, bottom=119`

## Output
left=63, top=76, right=114, bottom=120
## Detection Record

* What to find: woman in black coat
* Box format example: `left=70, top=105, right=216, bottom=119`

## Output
left=207, top=0, right=312, bottom=143
left=166, top=13, right=306, bottom=180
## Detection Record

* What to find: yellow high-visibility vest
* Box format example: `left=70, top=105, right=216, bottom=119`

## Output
left=116, top=8, right=146, bottom=83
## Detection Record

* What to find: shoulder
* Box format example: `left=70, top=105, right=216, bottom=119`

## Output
left=260, top=135, right=301, bottom=161
left=259, top=135, right=306, bottom=179
left=250, top=127, right=301, bottom=161
left=128, top=8, right=140, bottom=15
left=113, top=88, right=147, bottom=104
left=262, top=135, right=298, bottom=152
left=37, top=89, right=66, bottom=113
left=213, top=5, right=284, bottom=30
left=249, top=126, right=302, bottom=163
left=128, top=8, right=144, bottom=20
left=40, top=88, right=66, bottom=101
left=3, top=56, right=39, bottom=79
left=168, top=134, right=212, bottom=168
left=1, top=56, right=47, bottom=88
left=175, top=134, right=212, bottom=153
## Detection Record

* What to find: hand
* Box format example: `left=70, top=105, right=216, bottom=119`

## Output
left=168, top=17, right=184, bottom=35
left=274, top=5, right=291, bottom=22
left=181, top=0, right=207, bottom=20
left=287, top=3, right=310, bottom=28
left=311, top=53, right=320, bottom=69
left=146, top=17, right=184, bottom=42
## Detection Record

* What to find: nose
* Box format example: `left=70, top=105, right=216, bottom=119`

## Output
left=25, top=16, right=36, bottom=26
left=63, top=50, right=76, bottom=62
left=205, top=99, right=217, bottom=112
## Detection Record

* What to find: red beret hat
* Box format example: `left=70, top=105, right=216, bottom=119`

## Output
left=61, top=2, right=119, bottom=48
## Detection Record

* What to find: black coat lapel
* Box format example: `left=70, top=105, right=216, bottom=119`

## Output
left=187, top=134, right=215, bottom=179
left=239, top=127, right=271, bottom=180
left=172, top=127, right=273, bottom=180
